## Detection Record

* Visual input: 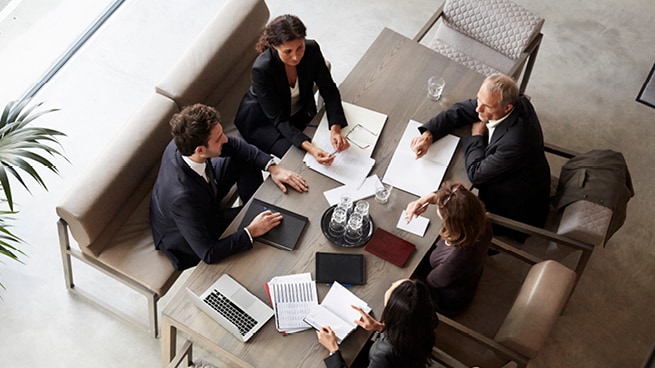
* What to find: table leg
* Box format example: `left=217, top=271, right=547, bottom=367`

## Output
left=161, top=316, right=178, bottom=368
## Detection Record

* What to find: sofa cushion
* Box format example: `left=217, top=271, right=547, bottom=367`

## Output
left=56, top=93, right=179, bottom=251
left=155, top=0, right=269, bottom=118
left=96, top=191, right=180, bottom=296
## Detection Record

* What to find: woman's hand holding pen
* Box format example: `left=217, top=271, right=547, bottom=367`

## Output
left=303, top=142, right=336, bottom=165
left=405, top=195, right=434, bottom=223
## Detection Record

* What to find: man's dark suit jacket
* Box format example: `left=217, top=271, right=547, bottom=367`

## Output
left=235, top=39, right=347, bottom=153
left=150, top=138, right=270, bottom=271
left=420, top=95, right=551, bottom=228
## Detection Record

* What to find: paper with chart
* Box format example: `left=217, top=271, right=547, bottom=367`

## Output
left=266, top=273, right=318, bottom=333
left=383, top=120, right=459, bottom=197
left=303, top=282, right=371, bottom=344
left=304, top=102, right=387, bottom=187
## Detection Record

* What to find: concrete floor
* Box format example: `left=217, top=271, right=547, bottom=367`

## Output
left=0, top=0, right=653, bottom=367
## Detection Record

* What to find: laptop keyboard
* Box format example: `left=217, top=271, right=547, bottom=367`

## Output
left=204, top=290, right=257, bottom=336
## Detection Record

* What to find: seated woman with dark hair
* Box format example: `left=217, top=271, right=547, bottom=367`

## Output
left=405, top=181, right=492, bottom=317
left=235, top=14, right=349, bottom=165
left=316, top=279, right=438, bottom=368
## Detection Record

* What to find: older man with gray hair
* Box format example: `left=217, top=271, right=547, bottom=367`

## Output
left=410, top=74, right=550, bottom=242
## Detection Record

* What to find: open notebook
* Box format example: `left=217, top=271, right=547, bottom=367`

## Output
left=303, top=282, right=371, bottom=344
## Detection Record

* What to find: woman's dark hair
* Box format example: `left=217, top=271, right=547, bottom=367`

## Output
left=381, top=279, right=438, bottom=367
left=435, top=181, right=487, bottom=248
left=256, top=14, right=306, bottom=53
left=170, top=104, right=221, bottom=156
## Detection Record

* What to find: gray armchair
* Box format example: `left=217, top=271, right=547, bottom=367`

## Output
left=414, top=0, right=544, bottom=94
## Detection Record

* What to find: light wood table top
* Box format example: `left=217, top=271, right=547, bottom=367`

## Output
left=161, top=27, right=485, bottom=368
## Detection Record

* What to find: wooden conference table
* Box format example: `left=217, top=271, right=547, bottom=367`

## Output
left=161, top=28, right=485, bottom=368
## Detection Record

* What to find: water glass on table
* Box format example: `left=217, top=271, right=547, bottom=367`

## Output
left=427, top=76, right=446, bottom=101
left=375, top=181, right=392, bottom=204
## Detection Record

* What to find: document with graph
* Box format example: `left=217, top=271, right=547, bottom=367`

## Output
left=384, top=120, right=459, bottom=197
left=265, top=273, right=318, bottom=333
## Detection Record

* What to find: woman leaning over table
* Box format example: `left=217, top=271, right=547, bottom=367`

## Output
left=405, top=181, right=492, bottom=317
left=316, top=278, right=438, bottom=368
left=235, top=14, right=349, bottom=166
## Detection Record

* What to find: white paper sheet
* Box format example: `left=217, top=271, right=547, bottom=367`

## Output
left=323, top=175, right=381, bottom=206
left=396, top=210, right=430, bottom=237
left=383, top=120, right=459, bottom=197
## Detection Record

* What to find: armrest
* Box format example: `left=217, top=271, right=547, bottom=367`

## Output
left=437, top=314, right=529, bottom=365
left=544, top=141, right=579, bottom=159
left=486, top=213, right=594, bottom=253
left=413, top=3, right=445, bottom=42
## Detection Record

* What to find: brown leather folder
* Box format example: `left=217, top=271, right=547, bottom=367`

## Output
left=364, top=228, right=416, bottom=267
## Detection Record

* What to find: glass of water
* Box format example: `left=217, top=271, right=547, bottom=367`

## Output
left=427, top=76, right=446, bottom=101
left=375, top=181, right=392, bottom=204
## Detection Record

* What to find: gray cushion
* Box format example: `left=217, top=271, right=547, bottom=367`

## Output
left=442, top=0, right=544, bottom=59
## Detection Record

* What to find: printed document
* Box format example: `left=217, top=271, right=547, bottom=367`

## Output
left=266, top=273, right=318, bottom=333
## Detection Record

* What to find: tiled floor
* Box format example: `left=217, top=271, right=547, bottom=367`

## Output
left=1, top=0, right=654, bottom=367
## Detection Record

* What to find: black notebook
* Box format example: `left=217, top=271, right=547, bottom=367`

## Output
left=239, top=198, right=309, bottom=251
left=315, top=252, right=366, bottom=285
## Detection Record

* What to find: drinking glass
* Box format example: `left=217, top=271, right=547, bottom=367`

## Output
left=337, top=194, right=353, bottom=213
left=375, top=181, right=392, bottom=204
left=344, top=215, right=364, bottom=246
left=328, top=207, right=347, bottom=238
left=354, top=200, right=369, bottom=218
left=427, top=76, right=446, bottom=101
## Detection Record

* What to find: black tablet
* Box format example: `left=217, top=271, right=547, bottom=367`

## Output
left=315, top=252, right=366, bottom=285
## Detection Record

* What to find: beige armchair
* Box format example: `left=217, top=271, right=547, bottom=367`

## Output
left=433, top=260, right=576, bottom=368
left=414, top=0, right=544, bottom=94
left=488, top=144, right=632, bottom=300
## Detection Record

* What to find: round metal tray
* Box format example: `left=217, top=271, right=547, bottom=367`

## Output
left=320, top=205, right=374, bottom=248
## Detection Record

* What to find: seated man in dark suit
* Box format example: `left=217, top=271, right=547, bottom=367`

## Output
left=150, top=103, right=309, bottom=271
left=411, top=74, right=550, bottom=241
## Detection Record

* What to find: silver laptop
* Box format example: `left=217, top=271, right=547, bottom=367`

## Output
left=186, top=274, right=274, bottom=342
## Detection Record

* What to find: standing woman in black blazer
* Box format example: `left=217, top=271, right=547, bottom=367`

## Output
left=235, top=14, right=349, bottom=165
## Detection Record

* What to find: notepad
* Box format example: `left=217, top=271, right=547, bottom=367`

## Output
left=364, top=228, right=416, bottom=267
left=315, top=252, right=366, bottom=285
left=239, top=198, right=309, bottom=251
left=303, top=282, right=371, bottom=344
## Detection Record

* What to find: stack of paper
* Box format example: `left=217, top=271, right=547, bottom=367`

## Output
left=265, top=273, right=318, bottom=334
left=383, top=120, right=459, bottom=197
left=303, top=282, right=371, bottom=344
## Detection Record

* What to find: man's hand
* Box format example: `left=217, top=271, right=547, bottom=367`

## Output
left=410, top=131, right=433, bottom=159
left=352, top=305, right=384, bottom=332
left=245, top=210, right=283, bottom=238
left=268, top=164, right=309, bottom=193
left=330, top=125, right=350, bottom=153
left=471, top=121, right=487, bottom=136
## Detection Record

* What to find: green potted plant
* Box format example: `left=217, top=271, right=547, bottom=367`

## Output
left=0, top=99, right=67, bottom=290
